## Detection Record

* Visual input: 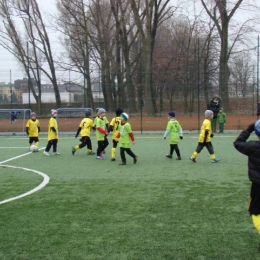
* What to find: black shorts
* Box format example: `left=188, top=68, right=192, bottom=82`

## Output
left=29, top=137, right=39, bottom=143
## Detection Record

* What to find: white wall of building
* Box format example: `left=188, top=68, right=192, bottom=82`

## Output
left=22, top=93, right=74, bottom=104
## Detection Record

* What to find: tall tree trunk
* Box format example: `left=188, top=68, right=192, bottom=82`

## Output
left=201, top=0, right=243, bottom=113
left=219, top=25, right=231, bottom=111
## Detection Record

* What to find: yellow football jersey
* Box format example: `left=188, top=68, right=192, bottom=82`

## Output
left=26, top=119, right=40, bottom=137
left=198, top=119, right=212, bottom=143
left=79, top=117, right=94, bottom=137
left=110, top=116, right=121, bottom=139
left=48, top=117, right=59, bottom=141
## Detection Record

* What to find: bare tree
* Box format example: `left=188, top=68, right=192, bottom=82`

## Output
left=0, top=0, right=42, bottom=111
left=200, top=0, right=256, bottom=111
left=130, top=0, right=174, bottom=115
left=56, top=0, right=95, bottom=108
left=229, top=54, right=254, bottom=97
left=86, top=0, right=117, bottom=111
left=110, top=0, right=138, bottom=112
left=0, top=0, right=62, bottom=110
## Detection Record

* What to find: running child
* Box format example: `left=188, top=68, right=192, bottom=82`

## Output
left=72, top=109, right=95, bottom=155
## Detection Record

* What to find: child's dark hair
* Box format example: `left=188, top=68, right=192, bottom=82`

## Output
left=116, top=108, right=123, bottom=116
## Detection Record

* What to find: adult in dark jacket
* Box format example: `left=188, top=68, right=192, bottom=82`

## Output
left=207, top=95, right=221, bottom=133
left=257, top=101, right=260, bottom=118
left=234, top=120, right=260, bottom=249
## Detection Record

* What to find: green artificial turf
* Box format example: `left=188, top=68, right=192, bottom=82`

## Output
left=0, top=133, right=258, bottom=259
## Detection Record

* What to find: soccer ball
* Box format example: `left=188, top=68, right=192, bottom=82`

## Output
left=30, top=145, right=38, bottom=152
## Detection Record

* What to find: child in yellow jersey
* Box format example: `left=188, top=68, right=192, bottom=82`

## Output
left=43, top=109, right=60, bottom=156
left=115, top=113, right=137, bottom=165
left=108, top=108, right=123, bottom=161
left=234, top=120, right=260, bottom=250
left=190, top=110, right=220, bottom=163
left=26, top=112, right=40, bottom=151
left=72, top=110, right=95, bottom=155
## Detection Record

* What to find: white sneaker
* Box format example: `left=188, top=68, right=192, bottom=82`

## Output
left=53, top=152, right=60, bottom=155
left=43, top=151, right=50, bottom=156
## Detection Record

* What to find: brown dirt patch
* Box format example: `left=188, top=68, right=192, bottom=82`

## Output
left=0, top=116, right=257, bottom=133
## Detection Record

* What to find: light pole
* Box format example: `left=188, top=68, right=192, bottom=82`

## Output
left=69, top=68, right=71, bottom=108
left=82, top=42, right=87, bottom=108
left=27, top=41, right=31, bottom=109
left=10, top=69, right=12, bottom=109
left=197, top=38, right=200, bottom=132
left=257, top=36, right=259, bottom=115
left=253, top=65, right=255, bottom=116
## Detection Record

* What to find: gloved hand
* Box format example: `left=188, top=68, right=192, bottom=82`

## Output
left=247, top=123, right=255, bottom=133
left=180, top=136, right=183, bottom=140
left=75, top=135, right=78, bottom=138
left=210, top=134, right=214, bottom=138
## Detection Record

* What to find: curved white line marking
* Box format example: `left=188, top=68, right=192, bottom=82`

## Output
left=0, top=165, right=50, bottom=205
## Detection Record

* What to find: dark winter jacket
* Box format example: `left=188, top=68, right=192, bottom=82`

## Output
left=257, top=102, right=260, bottom=116
left=207, top=100, right=221, bottom=118
left=234, top=125, right=260, bottom=184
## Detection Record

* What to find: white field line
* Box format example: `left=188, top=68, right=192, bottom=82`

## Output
left=0, top=165, right=50, bottom=205
left=1, top=147, right=31, bottom=149
left=0, top=148, right=44, bottom=165
left=0, top=147, right=49, bottom=205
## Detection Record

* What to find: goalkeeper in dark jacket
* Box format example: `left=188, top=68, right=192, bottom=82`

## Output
left=234, top=120, right=260, bottom=248
left=257, top=101, right=260, bottom=119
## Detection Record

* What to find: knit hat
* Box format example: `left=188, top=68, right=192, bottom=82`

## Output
left=30, top=112, right=36, bottom=117
left=116, top=108, right=124, bottom=116
left=97, top=108, right=106, bottom=114
left=205, top=110, right=213, bottom=118
left=168, top=111, right=175, bottom=117
left=51, top=109, right=57, bottom=116
left=255, top=119, right=260, bottom=136
left=121, top=112, right=129, bottom=121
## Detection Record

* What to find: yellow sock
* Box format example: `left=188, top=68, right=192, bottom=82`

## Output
left=111, top=148, right=116, bottom=158
left=75, top=145, right=79, bottom=150
left=210, top=154, right=215, bottom=160
left=252, top=214, right=260, bottom=234
left=192, top=151, right=198, bottom=158
left=35, top=141, right=39, bottom=147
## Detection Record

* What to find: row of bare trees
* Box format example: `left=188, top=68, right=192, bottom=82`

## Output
left=0, top=0, right=259, bottom=115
